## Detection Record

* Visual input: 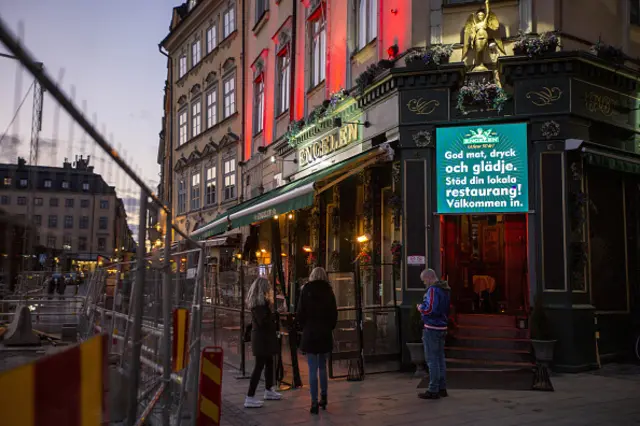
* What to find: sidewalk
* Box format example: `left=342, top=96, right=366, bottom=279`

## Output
left=219, top=364, right=640, bottom=426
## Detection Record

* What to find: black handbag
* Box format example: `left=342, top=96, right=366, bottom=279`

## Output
left=243, top=323, right=252, bottom=343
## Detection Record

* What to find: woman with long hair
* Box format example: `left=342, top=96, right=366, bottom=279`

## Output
left=296, top=267, right=338, bottom=414
left=244, top=276, right=282, bottom=408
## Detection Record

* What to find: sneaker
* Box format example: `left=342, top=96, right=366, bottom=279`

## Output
left=244, top=396, right=264, bottom=408
left=439, top=389, right=448, bottom=397
left=418, top=391, right=440, bottom=400
left=264, top=388, right=282, bottom=401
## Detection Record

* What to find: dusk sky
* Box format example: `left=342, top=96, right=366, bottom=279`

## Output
left=0, top=0, right=180, bottom=207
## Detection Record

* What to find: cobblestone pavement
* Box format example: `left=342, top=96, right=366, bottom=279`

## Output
left=220, top=364, right=640, bottom=426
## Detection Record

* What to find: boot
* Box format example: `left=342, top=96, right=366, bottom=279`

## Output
left=310, top=402, right=319, bottom=414
left=319, top=394, right=327, bottom=410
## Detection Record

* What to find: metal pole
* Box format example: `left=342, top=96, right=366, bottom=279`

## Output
left=238, top=264, right=247, bottom=377
left=126, top=191, right=148, bottom=425
left=161, top=211, right=172, bottom=426
left=188, top=248, right=205, bottom=424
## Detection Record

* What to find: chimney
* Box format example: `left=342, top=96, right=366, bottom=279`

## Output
left=63, top=157, right=72, bottom=169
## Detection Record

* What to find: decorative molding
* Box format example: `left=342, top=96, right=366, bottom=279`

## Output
left=222, top=57, right=235, bottom=72
left=541, top=120, right=561, bottom=139
left=177, top=95, right=187, bottom=107
left=205, top=71, right=217, bottom=86
left=412, top=130, right=434, bottom=148
left=190, top=83, right=202, bottom=97
left=526, top=86, right=562, bottom=106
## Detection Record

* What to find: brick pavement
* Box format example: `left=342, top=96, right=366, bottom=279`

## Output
left=219, top=364, right=640, bottom=426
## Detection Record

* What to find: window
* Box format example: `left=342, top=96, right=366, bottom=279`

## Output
left=223, top=159, right=236, bottom=200
left=3, top=177, right=11, bottom=185
left=62, top=181, right=70, bottom=189
left=178, top=179, right=187, bottom=214
left=205, top=166, right=216, bottom=205
left=82, top=182, right=90, bottom=191
left=192, top=40, right=201, bottom=66
left=63, top=235, right=72, bottom=250
left=80, top=216, right=89, bottom=229
left=34, top=215, right=42, bottom=226
left=223, top=75, right=236, bottom=118
left=206, top=89, right=217, bottom=128
left=253, top=73, right=265, bottom=134
left=47, top=236, right=56, bottom=248
left=34, top=197, right=43, bottom=206
left=35, top=234, right=41, bottom=245
left=206, top=25, right=217, bottom=53
left=98, top=237, right=106, bottom=252
left=310, top=17, right=326, bottom=87
left=78, top=236, right=87, bottom=251
left=100, top=199, right=109, bottom=209
left=48, top=215, right=57, bottom=228
left=255, top=0, right=269, bottom=22
left=223, top=5, right=236, bottom=38
left=191, top=172, right=201, bottom=210
left=0, top=196, right=9, bottom=205
left=81, top=199, right=90, bottom=208
left=65, top=198, right=74, bottom=208
left=17, top=197, right=27, bottom=205
left=50, top=198, right=59, bottom=207
left=19, top=178, right=27, bottom=187
left=276, top=53, right=290, bottom=114
left=357, top=0, right=378, bottom=50
left=64, top=215, right=73, bottom=229
left=179, top=109, right=188, bottom=145
left=44, top=179, right=52, bottom=188
left=192, top=100, right=202, bottom=137
left=99, top=216, right=108, bottom=230
left=179, top=55, right=187, bottom=78
left=632, top=0, right=640, bottom=25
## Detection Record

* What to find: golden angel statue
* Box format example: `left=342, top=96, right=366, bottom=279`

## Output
left=462, top=0, right=505, bottom=72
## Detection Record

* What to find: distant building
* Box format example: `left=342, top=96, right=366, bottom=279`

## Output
left=0, top=156, right=135, bottom=271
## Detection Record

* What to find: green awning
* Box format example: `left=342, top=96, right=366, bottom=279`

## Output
left=193, top=150, right=377, bottom=241
left=584, top=149, right=640, bottom=175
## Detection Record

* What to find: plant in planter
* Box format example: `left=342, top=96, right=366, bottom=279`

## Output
left=355, top=63, right=383, bottom=94
left=390, top=241, right=402, bottom=280
left=456, top=79, right=508, bottom=115
left=406, top=307, right=426, bottom=377
left=513, top=31, right=560, bottom=57
left=530, top=295, right=556, bottom=362
left=285, top=119, right=305, bottom=147
left=590, top=39, right=625, bottom=64
left=405, top=44, right=453, bottom=68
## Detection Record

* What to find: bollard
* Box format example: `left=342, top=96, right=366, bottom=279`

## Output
left=197, top=347, right=224, bottom=426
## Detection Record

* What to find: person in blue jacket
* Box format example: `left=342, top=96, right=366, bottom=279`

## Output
left=416, top=268, right=451, bottom=399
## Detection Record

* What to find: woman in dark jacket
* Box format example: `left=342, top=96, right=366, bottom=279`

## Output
left=244, top=277, right=282, bottom=408
left=296, top=267, right=338, bottom=414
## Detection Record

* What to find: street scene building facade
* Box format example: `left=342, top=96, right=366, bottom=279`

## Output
left=161, top=0, right=640, bottom=373
left=0, top=155, right=134, bottom=280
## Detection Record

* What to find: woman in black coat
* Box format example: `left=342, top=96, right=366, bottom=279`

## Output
left=296, top=267, right=338, bottom=414
left=244, top=277, right=282, bottom=408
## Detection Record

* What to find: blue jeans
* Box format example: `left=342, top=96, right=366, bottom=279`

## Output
left=306, top=353, right=328, bottom=403
left=423, top=328, right=447, bottom=393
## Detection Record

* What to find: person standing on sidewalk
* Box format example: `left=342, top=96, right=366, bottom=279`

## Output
left=297, top=267, right=338, bottom=414
left=417, top=268, right=451, bottom=400
left=244, top=277, right=283, bottom=408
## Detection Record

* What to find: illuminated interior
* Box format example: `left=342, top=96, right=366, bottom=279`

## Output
left=440, top=214, right=528, bottom=315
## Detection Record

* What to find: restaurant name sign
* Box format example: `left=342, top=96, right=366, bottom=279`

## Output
left=298, top=122, right=359, bottom=167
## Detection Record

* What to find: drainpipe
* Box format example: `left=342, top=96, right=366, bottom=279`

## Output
left=289, top=0, right=297, bottom=123
left=157, top=43, right=173, bottom=426
left=239, top=0, right=247, bottom=204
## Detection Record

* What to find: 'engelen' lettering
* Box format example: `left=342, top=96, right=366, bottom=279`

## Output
left=298, top=122, right=359, bottom=167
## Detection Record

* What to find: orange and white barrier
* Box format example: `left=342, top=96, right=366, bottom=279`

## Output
left=0, top=334, right=108, bottom=426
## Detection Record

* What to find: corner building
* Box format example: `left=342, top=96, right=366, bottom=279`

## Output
left=188, top=0, right=639, bottom=373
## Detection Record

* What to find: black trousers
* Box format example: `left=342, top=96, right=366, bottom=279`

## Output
left=247, top=355, right=274, bottom=397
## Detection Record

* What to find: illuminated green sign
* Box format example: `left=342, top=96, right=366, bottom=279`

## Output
left=436, top=123, right=529, bottom=214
